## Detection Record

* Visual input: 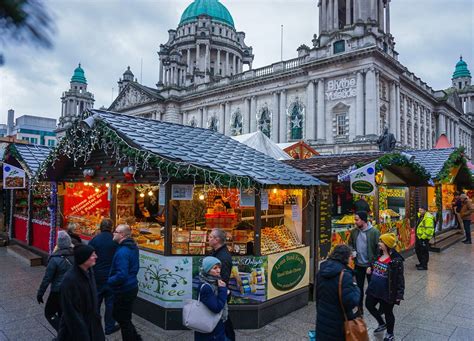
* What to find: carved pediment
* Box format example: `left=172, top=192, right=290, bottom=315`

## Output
left=109, top=84, right=158, bottom=111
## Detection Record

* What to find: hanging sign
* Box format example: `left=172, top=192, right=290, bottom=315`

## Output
left=261, top=191, right=269, bottom=210
left=349, top=161, right=376, bottom=196
left=3, top=163, right=26, bottom=189
left=171, top=184, right=194, bottom=200
left=239, top=190, right=255, bottom=207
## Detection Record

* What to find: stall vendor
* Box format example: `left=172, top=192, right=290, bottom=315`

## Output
left=213, top=195, right=231, bottom=211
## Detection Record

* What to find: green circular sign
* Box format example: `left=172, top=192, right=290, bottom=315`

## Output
left=351, top=180, right=374, bottom=194
left=271, top=252, right=306, bottom=291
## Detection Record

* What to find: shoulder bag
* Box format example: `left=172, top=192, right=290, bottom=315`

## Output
left=338, top=270, right=369, bottom=341
left=182, top=283, right=223, bottom=333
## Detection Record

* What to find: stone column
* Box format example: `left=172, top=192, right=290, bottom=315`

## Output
left=224, top=102, right=231, bottom=135
left=378, top=0, right=384, bottom=31
left=319, top=0, right=324, bottom=34
left=187, top=49, right=191, bottom=73
left=203, top=107, right=208, bottom=128
left=226, top=51, right=230, bottom=76
left=395, top=83, right=400, bottom=141
left=306, top=81, right=316, bottom=141
left=232, top=54, right=236, bottom=75
left=345, top=0, right=351, bottom=25
left=196, top=44, right=200, bottom=70
left=244, top=98, right=250, bottom=133
left=321, top=0, right=327, bottom=32
left=386, top=0, right=391, bottom=34
left=279, top=90, right=287, bottom=142
left=402, top=95, right=407, bottom=145
left=272, top=92, right=279, bottom=142
left=205, top=45, right=210, bottom=73
left=427, top=110, right=432, bottom=148
left=438, top=113, right=446, bottom=136
left=417, top=105, right=422, bottom=148
left=389, top=81, right=397, bottom=136
left=250, top=96, right=257, bottom=132
left=159, top=59, right=164, bottom=83
left=317, top=79, right=326, bottom=140
left=356, top=71, right=365, bottom=136
left=333, top=0, right=339, bottom=29
left=365, top=68, right=377, bottom=135
left=328, top=0, right=333, bottom=31
left=409, top=101, right=415, bottom=148
left=216, top=50, right=221, bottom=75
left=219, top=103, right=225, bottom=134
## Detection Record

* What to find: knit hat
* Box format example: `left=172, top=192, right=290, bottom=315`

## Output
left=57, top=230, right=72, bottom=249
left=380, top=233, right=397, bottom=249
left=355, top=211, right=368, bottom=223
left=201, top=256, right=221, bottom=274
left=74, top=244, right=95, bottom=265
left=460, top=193, right=468, bottom=200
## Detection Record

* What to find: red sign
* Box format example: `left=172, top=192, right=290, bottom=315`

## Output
left=63, top=183, right=110, bottom=218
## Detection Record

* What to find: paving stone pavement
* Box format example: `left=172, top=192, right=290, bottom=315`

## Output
left=0, top=239, right=473, bottom=341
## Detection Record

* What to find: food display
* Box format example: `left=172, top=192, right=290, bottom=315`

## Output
left=334, top=214, right=355, bottom=225
left=379, top=209, right=400, bottom=218
left=14, top=189, right=29, bottom=217
left=261, top=225, right=304, bottom=255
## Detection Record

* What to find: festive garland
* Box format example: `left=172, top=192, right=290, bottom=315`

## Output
left=33, top=112, right=258, bottom=191
left=436, top=147, right=470, bottom=183
left=375, top=153, right=431, bottom=182
left=435, top=185, right=442, bottom=230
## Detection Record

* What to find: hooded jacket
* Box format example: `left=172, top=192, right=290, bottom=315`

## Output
left=348, top=223, right=381, bottom=266
left=37, top=248, right=74, bottom=296
left=88, top=231, right=117, bottom=285
left=107, top=238, right=139, bottom=293
left=316, top=259, right=360, bottom=341
left=416, top=211, right=435, bottom=240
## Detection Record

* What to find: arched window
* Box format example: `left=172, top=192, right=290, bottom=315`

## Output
left=230, top=109, right=243, bottom=136
left=257, top=106, right=271, bottom=138
left=289, top=101, right=304, bottom=140
left=208, top=115, right=218, bottom=132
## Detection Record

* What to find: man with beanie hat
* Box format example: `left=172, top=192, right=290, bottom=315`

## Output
left=57, top=245, right=105, bottom=341
left=108, top=224, right=141, bottom=341
left=89, top=218, right=119, bottom=335
left=349, top=211, right=380, bottom=315
left=37, top=231, right=74, bottom=332
left=415, top=207, right=435, bottom=270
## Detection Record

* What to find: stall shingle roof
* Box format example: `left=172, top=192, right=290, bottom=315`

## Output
left=12, top=144, right=52, bottom=176
left=404, top=148, right=457, bottom=179
left=89, top=109, right=325, bottom=187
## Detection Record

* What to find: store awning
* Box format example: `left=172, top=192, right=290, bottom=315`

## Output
left=3, top=143, right=51, bottom=178
left=232, top=131, right=291, bottom=161
left=41, top=109, right=326, bottom=188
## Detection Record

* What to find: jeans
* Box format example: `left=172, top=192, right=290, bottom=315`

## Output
left=97, top=282, right=116, bottom=333
left=354, top=265, right=371, bottom=308
left=463, top=220, right=472, bottom=242
left=45, top=291, right=61, bottom=331
left=415, top=238, right=430, bottom=268
left=366, top=294, right=395, bottom=334
left=112, top=287, right=142, bottom=341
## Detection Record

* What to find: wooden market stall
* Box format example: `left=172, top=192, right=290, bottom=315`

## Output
left=2, top=143, right=53, bottom=255
left=39, top=109, right=325, bottom=330
left=288, top=152, right=431, bottom=261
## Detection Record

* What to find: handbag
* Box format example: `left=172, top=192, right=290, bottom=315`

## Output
left=338, top=271, right=369, bottom=341
left=182, top=283, right=223, bottom=333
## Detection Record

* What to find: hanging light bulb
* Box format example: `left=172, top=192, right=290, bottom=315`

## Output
left=105, top=183, right=110, bottom=188
left=117, top=184, right=121, bottom=188
left=139, top=193, right=145, bottom=198
left=273, top=188, right=277, bottom=194
left=83, top=182, right=88, bottom=186
left=199, top=194, right=205, bottom=200
left=95, top=187, right=99, bottom=193
left=148, top=191, right=153, bottom=196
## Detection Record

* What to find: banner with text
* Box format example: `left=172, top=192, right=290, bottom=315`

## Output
left=3, top=163, right=26, bottom=189
left=349, top=161, right=376, bottom=196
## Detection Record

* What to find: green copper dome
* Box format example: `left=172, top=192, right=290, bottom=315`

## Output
left=452, top=56, right=471, bottom=79
left=179, top=0, right=234, bottom=28
left=71, top=63, right=87, bottom=84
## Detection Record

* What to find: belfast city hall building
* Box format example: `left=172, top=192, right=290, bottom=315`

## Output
left=67, top=0, right=474, bottom=157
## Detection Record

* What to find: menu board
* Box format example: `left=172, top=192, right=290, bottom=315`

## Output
left=318, top=186, right=332, bottom=260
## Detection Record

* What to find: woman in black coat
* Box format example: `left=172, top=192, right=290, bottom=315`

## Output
left=316, top=244, right=361, bottom=341
left=57, top=245, right=105, bottom=341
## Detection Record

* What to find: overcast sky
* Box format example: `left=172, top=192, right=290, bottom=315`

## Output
left=0, top=0, right=472, bottom=124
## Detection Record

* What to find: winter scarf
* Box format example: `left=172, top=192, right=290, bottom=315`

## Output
left=199, top=270, right=228, bottom=322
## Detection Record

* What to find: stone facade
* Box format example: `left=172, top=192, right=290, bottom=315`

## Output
left=109, top=0, right=474, bottom=159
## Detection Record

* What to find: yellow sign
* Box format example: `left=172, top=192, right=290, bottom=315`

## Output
left=385, top=188, right=406, bottom=198
left=267, top=246, right=309, bottom=300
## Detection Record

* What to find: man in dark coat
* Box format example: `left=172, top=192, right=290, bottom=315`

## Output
left=108, top=224, right=142, bottom=341
left=209, top=228, right=235, bottom=340
left=57, top=244, right=105, bottom=341
left=89, top=218, right=119, bottom=335
left=316, top=245, right=360, bottom=341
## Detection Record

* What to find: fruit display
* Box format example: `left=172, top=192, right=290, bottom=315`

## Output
left=335, top=215, right=355, bottom=225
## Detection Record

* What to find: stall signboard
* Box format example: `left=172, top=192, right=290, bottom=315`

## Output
left=171, top=184, right=194, bottom=200
left=240, top=190, right=255, bottom=207
left=3, top=163, right=25, bottom=189
left=349, top=162, right=376, bottom=196
left=191, top=255, right=268, bottom=304
left=63, top=183, right=110, bottom=217
left=318, top=186, right=332, bottom=260
left=137, top=250, right=193, bottom=308
left=267, top=246, right=310, bottom=300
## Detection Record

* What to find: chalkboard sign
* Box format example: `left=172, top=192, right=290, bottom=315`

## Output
left=319, top=186, right=332, bottom=260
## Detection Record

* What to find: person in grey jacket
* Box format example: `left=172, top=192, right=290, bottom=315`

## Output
left=37, top=231, right=74, bottom=331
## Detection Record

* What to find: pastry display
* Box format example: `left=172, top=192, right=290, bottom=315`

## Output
left=261, top=225, right=304, bottom=255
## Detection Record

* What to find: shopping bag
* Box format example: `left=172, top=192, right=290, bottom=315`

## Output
left=182, top=283, right=223, bottom=333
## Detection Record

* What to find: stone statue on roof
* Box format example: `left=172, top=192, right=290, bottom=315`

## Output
left=377, top=126, right=396, bottom=151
